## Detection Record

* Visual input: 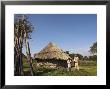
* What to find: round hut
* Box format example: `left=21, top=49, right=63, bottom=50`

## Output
left=34, top=42, right=71, bottom=68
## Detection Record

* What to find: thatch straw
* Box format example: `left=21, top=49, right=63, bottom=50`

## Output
left=34, top=42, right=71, bottom=60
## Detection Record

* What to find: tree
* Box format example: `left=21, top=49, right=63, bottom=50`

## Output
left=14, top=15, right=34, bottom=75
left=69, top=53, right=83, bottom=60
left=69, top=53, right=75, bottom=59
left=65, top=51, right=69, bottom=54
left=89, top=55, right=97, bottom=61
left=75, top=54, right=83, bottom=60
left=89, top=42, right=97, bottom=56
left=83, top=56, right=89, bottom=60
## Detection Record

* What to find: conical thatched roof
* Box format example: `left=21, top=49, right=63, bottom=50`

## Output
left=34, top=42, right=71, bottom=60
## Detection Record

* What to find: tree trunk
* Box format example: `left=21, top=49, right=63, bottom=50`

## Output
left=25, top=38, right=34, bottom=76
left=14, top=33, right=24, bottom=76
left=14, top=47, right=19, bottom=75
left=19, top=37, right=24, bottom=75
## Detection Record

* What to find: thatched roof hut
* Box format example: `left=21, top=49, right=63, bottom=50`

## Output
left=34, top=42, right=71, bottom=60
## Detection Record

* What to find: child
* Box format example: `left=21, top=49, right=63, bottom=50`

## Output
left=67, top=58, right=72, bottom=71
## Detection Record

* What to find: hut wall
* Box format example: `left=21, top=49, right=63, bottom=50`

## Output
left=35, top=58, right=67, bottom=68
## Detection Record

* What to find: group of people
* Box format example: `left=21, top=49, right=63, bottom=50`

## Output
left=67, top=55, right=79, bottom=71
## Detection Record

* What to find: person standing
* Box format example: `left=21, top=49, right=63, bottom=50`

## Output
left=67, top=58, right=72, bottom=71
left=74, top=55, right=79, bottom=70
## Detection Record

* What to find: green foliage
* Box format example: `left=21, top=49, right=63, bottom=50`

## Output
left=89, top=55, right=97, bottom=61
left=89, top=42, right=97, bottom=55
left=83, top=56, right=89, bottom=60
left=14, top=14, right=34, bottom=40
left=65, top=51, right=69, bottom=54
left=69, top=53, right=75, bottom=59
left=69, top=52, right=97, bottom=61
left=75, top=54, right=83, bottom=60
left=69, top=53, right=83, bottom=60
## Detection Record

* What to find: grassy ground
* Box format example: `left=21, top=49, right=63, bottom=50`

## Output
left=23, top=59, right=97, bottom=76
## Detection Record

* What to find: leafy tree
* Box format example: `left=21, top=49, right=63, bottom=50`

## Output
left=75, top=54, right=83, bottom=60
left=65, top=51, right=69, bottom=54
left=69, top=53, right=75, bottom=59
left=14, top=15, right=34, bottom=75
left=69, top=53, right=83, bottom=60
left=89, top=42, right=97, bottom=55
left=89, top=55, right=97, bottom=61
left=83, top=56, right=89, bottom=60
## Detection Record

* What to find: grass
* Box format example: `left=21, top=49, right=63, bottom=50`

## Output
left=23, top=59, right=97, bottom=76
left=32, top=66, right=97, bottom=76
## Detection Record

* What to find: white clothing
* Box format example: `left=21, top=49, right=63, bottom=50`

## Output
left=67, top=60, right=71, bottom=68
left=74, top=57, right=79, bottom=63
left=74, top=57, right=79, bottom=70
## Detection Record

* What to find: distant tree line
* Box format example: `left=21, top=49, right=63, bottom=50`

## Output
left=65, top=42, right=97, bottom=61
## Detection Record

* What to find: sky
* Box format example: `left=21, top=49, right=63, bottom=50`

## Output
left=21, top=14, right=97, bottom=57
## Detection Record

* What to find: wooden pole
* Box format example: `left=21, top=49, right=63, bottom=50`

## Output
left=24, top=37, right=34, bottom=75
left=23, top=16, right=34, bottom=75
